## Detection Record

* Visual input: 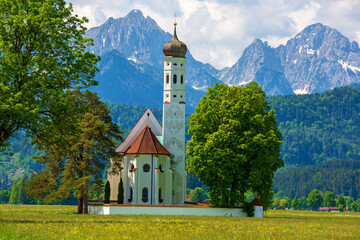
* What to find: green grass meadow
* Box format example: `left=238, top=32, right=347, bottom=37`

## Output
left=0, top=205, right=359, bottom=239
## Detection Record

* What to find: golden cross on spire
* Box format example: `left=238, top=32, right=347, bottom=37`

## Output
left=174, top=13, right=177, bottom=26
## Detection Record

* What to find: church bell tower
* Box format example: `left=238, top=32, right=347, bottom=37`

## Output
left=162, top=19, right=187, bottom=205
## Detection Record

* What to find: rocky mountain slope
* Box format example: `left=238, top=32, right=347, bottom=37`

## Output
left=221, top=23, right=360, bottom=95
left=85, top=10, right=360, bottom=110
left=85, top=10, right=217, bottom=111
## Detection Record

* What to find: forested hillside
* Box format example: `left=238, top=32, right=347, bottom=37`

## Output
left=273, top=159, right=360, bottom=199
left=1, top=86, right=360, bottom=200
left=268, top=86, right=360, bottom=166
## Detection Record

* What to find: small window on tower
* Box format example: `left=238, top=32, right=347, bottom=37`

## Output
left=143, top=164, right=150, bottom=172
left=181, top=75, right=184, bottom=84
left=173, top=95, right=177, bottom=98
left=180, top=95, right=183, bottom=98
left=159, top=188, right=163, bottom=203
left=166, top=94, right=169, bottom=98
left=128, top=187, right=133, bottom=202
left=166, top=74, right=169, bottom=84
left=173, top=74, right=177, bottom=84
left=142, top=188, right=149, bottom=203
left=166, top=62, right=170, bottom=66
left=181, top=64, right=183, bottom=66
left=174, top=63, right=177, bottom=66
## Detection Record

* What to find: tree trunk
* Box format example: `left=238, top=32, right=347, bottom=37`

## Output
left=77, top=197, right=83, bottom=214
left=83, top=195, right=88, bottom=214
left=239, top=190, right=245, bottom=208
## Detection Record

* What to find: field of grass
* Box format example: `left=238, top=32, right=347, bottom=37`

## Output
left=0, top=205, right=359, bottom=239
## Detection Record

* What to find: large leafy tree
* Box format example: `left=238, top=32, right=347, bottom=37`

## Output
left=0, top=0, right=99, bottom=151
left=306, top=189, right=323, bottom=211
left=187, top=82, right=283, bottom=209
left=323, top=191, right=336, bottom=207
left=26, top=91, right=123, bottom=214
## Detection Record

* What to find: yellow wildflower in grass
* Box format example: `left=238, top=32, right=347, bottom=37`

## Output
left=0, top=205, right=360, bottom=239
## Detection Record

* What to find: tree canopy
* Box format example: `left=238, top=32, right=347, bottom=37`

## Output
left=306, top=189, right=323, bottom=211
left=0, top=0, right=99, bottom=150
left=26, top=91, right=123, bottom=213
left=186, top=82, right=283, bottom=208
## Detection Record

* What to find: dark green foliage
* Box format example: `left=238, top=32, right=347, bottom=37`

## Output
left=0, top=190, right=10, bottom=203
left=8, top=176, right=38, bottom=204
left=297, top=197, right=307, bottom=210
left=274, top=159, right=360, bottom=199
left=117, top=178, right=124, bottom=204
left=105, top=101, right=162, bottom=134
left=336, top=195, right=346, bottom=211
left=0, top=0, right=99, bottom=150
left=323, top=191, right=336, bottom=207
left=25, top=91, right=123, bottom=214
left=187, top=82, right=283, bottom=208
left=104, top=181, right=110, bottom=204
left=242, top=202, right=255, bottom=217
left=306, top=189, right=323, bottom=211
left=291, top=197, right=299, bottom=210
left=351, top=201, right=358, bottom=212
left=268, top=86, right=360, bottom=166
left=188, top=187, right=207, bottom=203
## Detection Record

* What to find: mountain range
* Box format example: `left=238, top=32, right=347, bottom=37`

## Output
left=85, top=9, right=360, bottom=112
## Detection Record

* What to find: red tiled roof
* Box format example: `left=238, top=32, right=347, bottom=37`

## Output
left=251, top=197, right=264, bottom=206
left=122, top=126, right=170, bottom=155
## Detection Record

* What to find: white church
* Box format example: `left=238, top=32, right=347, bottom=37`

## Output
left=107, top=21, right=187, bottom=205
left=89, top=20, right=264, bottom=217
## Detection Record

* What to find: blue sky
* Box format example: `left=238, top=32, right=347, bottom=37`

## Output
left=68, top=0, right=360, bottom=69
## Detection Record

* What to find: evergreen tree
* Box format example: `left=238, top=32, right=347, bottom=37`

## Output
left=291, top=197, right=299, bottom=210
left=104, top=181, right=110, bottom=204
left=0, top=190, right=10, bottom=203
left=9, top=179, right=20, bottom=204
left=324, top=191, right=336, bottom=207
left=26, top=91, right=123, bottom=213
left=189, top=187, right=207, bottom=203
left=117, top=178, right=124, bottom=204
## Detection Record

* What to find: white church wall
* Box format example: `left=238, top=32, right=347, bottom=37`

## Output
left=88, top=205, right=253, bottom=217
left=254, top=206, right=264, bottom=218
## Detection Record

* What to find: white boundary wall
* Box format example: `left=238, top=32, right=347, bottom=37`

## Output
left=88, top=205, right=263, bottom=217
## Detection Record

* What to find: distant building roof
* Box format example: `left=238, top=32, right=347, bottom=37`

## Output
left=121, top=126, right=170, bottom=155
left=251, top=197, right=264, bottom=206
left=273, top=206, right=286, bottom=210
left=116, top=108, right=162, bottom=153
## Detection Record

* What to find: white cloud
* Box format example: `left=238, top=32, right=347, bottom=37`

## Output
left=67, top=0, right=360, bottom=69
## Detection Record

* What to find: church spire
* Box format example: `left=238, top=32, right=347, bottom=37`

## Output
left=162, top=15, right=187, bottom=58
left=173, top=13, right=179, bottom=40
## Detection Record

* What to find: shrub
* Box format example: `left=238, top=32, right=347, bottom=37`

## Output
left=117, top=178, right=124, bottom=204
left=104, top=181, right=110, bottom=204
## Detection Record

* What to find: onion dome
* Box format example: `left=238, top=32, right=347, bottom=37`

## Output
left=163, top=21, right=187, bottom=58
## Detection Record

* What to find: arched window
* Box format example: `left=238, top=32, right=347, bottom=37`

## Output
left=128, top=187, right=133, bottom=202
left=142, top=188, right=149, bottom=203
left=143, top=164, right=150, bottom=172
left=159, top=188, right=163, bottom=203
left=166, top=74, right=169, bottom=84
left=129, top=164, right=134, bottom=172
left=173, top=63, right=177, bottom=66
left=158, top=164, right=164, bottom=172
left=173, top=74, right=177, bottom=84
left=181, top=75, right=184, bottom=84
